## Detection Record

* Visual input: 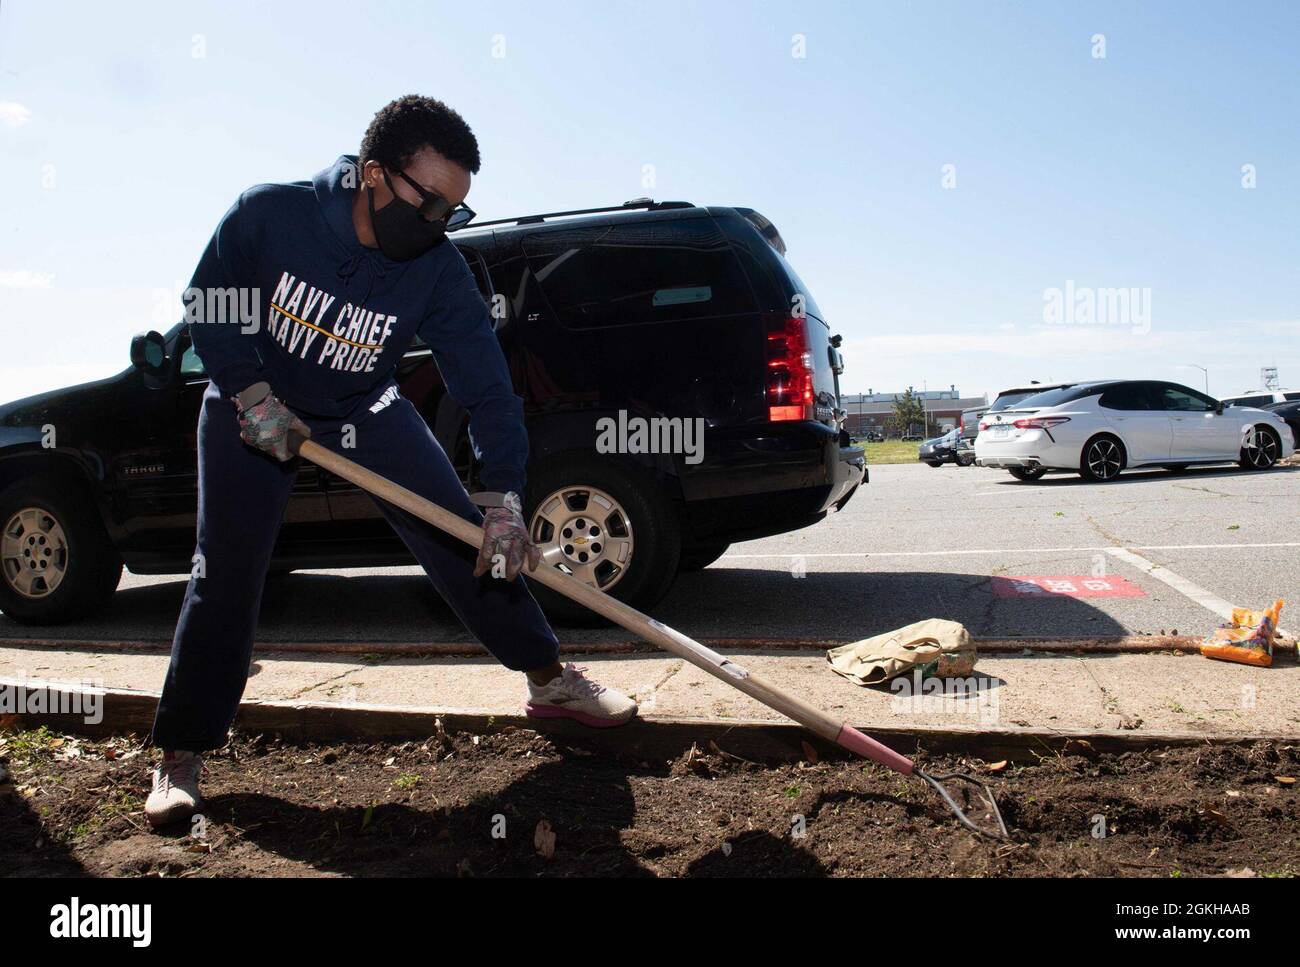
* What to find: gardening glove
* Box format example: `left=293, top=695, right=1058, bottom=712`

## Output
left=232, top=382, right=311, bottom=462
left=470, top=491, right=541, bottom=581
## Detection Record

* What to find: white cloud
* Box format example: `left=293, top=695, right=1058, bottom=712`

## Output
left=0, top=269, right=55, bottom=288
left=0, top=101, right=32, bottom=127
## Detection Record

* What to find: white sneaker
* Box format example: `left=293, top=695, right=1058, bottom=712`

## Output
left=525, top=663, right=638, bottom=728
left=145, top=750, right=204, bottom=828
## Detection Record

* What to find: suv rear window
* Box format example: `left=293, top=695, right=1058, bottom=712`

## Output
left=523, top=218, right=756, bottom=329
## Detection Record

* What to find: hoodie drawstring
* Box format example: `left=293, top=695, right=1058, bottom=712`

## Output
left=337, top=250, right=387, bottom=305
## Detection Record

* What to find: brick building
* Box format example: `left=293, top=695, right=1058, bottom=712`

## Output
left=841, top=386, right=989, bottom=438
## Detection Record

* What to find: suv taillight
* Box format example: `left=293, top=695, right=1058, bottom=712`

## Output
left=766, top=315, right=815, bottom=422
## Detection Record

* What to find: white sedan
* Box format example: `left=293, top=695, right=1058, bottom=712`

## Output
left=975, top=379, right=1295, bottom=482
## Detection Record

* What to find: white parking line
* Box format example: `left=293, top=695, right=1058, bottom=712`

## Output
left=723, top=541, right=1300, bottom=560
left=1102, top=547, right=1237, bottom=621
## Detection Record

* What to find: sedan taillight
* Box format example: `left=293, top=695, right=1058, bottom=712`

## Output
left=1012, top=416, right=1071, bottom=430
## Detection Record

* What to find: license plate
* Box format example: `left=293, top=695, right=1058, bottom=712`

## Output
left=987, top=424, right=1012, bottom=439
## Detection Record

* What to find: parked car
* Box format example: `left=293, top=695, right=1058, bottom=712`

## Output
left=959, top=403, right=988, bottom=444
left=0, top=200, right=866, bottom=624
left=975, top=379, right=1295, bottom=482
left=864, top=429, right=885, bottom=443
left=1220, top=388, right=1300, bottom=408
left=1264, top=400, right=1300, bottom=450
left=918, top=428, right=971, bottom=466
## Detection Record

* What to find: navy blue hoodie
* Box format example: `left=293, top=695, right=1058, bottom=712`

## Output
left=186, top=155, right=527, bottom=493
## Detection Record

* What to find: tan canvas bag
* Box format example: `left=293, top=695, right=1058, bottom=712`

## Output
left=827, top=618, right=976, bottom=686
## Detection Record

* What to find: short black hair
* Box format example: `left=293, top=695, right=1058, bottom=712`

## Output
left=359, top=95, right=481, bottom=174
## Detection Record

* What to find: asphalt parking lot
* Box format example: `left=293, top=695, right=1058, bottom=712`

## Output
left=1, top=461, right=1296, bottom=648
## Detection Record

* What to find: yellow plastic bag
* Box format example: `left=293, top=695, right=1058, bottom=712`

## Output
left=1200, top=599, right=1284, bottom=668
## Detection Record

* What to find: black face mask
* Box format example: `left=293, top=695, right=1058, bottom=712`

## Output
left=367, top=170, right=447, bottom=261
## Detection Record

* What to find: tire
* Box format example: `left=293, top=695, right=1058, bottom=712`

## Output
left=678, top=543, right=730, bottom=572
left=0, top=475, right=123, bottom=624
left=925, top=460, right=943, bottom=468
left=1239, top=425, right=1281, bottom=470
left=524, top=455, right=681, bottom=625
left=956, top=454, right=976, bottom=467
left=1079, top=435, right=1126, bottom=482
left=1008, top=467, right=1046, bottom=482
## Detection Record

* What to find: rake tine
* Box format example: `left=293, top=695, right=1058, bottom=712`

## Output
left=916, top=769, right=1010, bottom=840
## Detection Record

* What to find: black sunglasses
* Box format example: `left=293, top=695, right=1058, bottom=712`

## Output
left=385, top=168, right=476, bottom=231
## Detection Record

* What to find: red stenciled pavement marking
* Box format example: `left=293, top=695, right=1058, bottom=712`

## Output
left=991, top=576, right=1147, bottom=599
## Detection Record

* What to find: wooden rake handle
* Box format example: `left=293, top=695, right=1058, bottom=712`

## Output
left=289, top=432, right=914, bottom=775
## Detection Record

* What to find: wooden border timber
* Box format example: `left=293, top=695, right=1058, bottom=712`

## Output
left=4, top=679, right=1296, bottom=765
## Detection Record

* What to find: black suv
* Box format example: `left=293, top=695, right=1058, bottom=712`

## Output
left=0, top=200, right=864, bottom=624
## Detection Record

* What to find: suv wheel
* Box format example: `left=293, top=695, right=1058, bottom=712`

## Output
left=525, top=457, right=680, bottom=624
left=678, top=543, right=730, bottom=572
left=1080, top=435, right=1125, bottom=482
left=0, top=476, right=123, bottom=624
left=1239, top=425, right=1280, bottom=470
left=1008, top=467, right=1046, bottom=482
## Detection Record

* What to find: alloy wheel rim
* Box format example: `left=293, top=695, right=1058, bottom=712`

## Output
left=529, top=485, right=634, bottom=591
left=1087, top=440, right=1122, bottom=479
left=1, top=507, right=69, bottom=598
left=1246, top=431, right=1278, bottom=468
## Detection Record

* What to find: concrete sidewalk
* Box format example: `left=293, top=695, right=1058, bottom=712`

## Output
left=3, top=639, right=1298, bottom=742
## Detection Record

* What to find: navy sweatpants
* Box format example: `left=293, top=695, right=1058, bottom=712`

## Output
left=151, top=384, right=560, bottom=752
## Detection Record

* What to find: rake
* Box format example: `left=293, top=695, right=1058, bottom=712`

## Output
left=289, top=433, right=1009, bottom=839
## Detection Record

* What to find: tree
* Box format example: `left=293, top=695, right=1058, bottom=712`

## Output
left=889, top=388, right=927, bottom=437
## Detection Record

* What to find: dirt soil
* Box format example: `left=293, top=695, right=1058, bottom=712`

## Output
left=2, top=724, right=1298, bottom=877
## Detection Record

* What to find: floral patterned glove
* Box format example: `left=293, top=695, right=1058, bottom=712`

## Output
left=233, top=385, right=311, bottom=462
left=471, top=492, right=541, bottom=581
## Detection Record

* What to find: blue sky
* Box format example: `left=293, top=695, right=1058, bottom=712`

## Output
left=1, top=0, right=1297, bottom=403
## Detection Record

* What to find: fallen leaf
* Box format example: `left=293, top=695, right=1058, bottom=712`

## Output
left=800, top=741, right=819, bottom=764
left=534, top=819, right=556, bottom=859
left=1275, top=776, right=1296, bottom=786
left=1203, top=808, right=1229, bottom=826
left=986, top=760, right=1008, bottom=773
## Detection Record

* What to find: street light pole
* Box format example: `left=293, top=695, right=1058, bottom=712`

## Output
left=1185, top=364, right=1209, bottom=394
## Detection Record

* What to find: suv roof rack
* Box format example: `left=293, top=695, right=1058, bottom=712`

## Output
left=468, top=197, right=695, bottom=229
